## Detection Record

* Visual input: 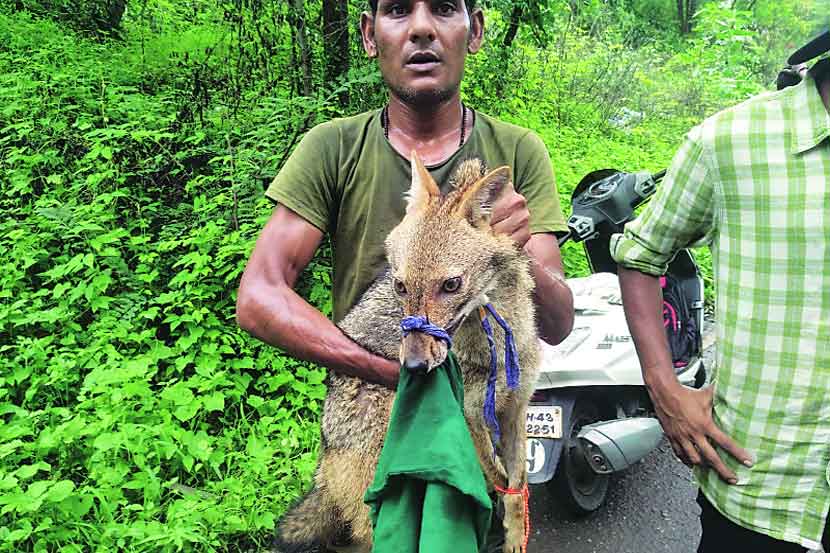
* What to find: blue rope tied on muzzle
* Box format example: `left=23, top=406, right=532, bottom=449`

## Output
left=400, top=316, right=453, bottom=349
left=400, top=303, right=521, bottom=448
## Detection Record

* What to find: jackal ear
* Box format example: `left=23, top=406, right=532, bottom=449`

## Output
left=405, top=151, right=440, bottom=214
left=454, top=166, right=512, bottom=227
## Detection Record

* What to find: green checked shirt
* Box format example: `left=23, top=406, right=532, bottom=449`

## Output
left=611, top=66, right=830, bottom=548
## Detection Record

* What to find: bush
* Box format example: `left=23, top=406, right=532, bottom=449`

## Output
left=0, top=12, right=329, bottom=551
left=3, top=0, right=126, bottom=35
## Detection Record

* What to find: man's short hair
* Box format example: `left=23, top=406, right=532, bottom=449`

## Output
left=368, top=1, right=477, bottom=13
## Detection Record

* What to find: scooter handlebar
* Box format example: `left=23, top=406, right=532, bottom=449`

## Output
left=562, top=169, right=667, bottom=245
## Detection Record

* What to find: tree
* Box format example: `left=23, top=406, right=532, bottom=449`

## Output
left=8, top=0, right=127, bottom=35
left=494, top=0, right=553, bottom=49
left=677, top=0, right=697, bottom=34
left=502, top=4, right=522, bottom=48
left=322, top=0, right=350, bottom=105
left=289, top=0, right=312, bottom=96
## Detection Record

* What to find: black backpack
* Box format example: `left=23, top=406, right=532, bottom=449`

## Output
left=661, top=274, right=698, bottom=367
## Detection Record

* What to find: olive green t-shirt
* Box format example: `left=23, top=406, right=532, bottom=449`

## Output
left=266, top=109, right=567, bottom=323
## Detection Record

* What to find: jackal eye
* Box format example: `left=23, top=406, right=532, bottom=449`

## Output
left=393, top=279, right=407, bottom=295
left=442, top=277, right=462, bottom=293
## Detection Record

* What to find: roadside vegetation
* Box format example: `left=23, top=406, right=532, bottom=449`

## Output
left=0, top=0, right=824, bottom=550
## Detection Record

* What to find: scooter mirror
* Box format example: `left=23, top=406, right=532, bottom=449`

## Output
left=787, top=28, right=830, bottom=65
left=776, top=28, right=829, bottom=90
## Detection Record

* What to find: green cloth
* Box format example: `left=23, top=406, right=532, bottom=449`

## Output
left=610, top=63, right=830, bottom=549
left=364, top=352, right=492, bottom=553
left=265, top=109, right=568, bottom=322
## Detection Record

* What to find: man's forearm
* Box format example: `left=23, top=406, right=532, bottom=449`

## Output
left=617, top=266, right=678, bottom=394
left=236, top=282, right=399, bottom=388
left=529, top=255, right=574, bottom=345
left=617, top=266, right=752, bottom=476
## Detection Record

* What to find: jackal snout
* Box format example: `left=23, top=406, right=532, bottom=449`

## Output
left=388, top=152, right=516, bottom=374
left=400, top=331, right=446, bottom=374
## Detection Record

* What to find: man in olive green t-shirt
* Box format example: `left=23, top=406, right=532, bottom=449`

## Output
left=265, top=110, right=568, bottom=324
left=236, top=0, right=574, bottom=390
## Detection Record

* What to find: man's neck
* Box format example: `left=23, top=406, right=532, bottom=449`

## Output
left=387, top=94, right=462, bottom=139
left=385, top=93, right=469, bottom=166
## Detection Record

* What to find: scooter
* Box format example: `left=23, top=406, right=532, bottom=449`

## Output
left=526, top=168, right=707, bottom=514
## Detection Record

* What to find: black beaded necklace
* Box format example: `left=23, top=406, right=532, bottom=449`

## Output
left=381, top=103, right=471, bottom=148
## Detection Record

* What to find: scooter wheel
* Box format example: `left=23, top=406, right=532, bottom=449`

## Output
left=551, top=399, right=610, bottom=516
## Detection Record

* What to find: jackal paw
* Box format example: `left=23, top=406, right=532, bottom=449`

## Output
left=502, top=530, right=523, bottom=553
left=502, top=493, right=526, bottom=553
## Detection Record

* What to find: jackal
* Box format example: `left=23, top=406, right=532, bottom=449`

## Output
left=274, top=153, right=542, bottom=553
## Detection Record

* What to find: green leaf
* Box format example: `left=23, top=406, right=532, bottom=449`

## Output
left=247, top=395, right=264, bottom=409
left=0, top=475, right=19, bottom=491
left=173, top=399, right=201, bottom=422
left=161, top=383, right=194, bottom=405
left=14, top=462, right=50, bottom=480
left=203, top=392, right=224, bottom=412
left=0, top=493, right=29, bottom=515
left=60, top=494, right=93, bottom=517
left=7, top=520, right=32, bottom=542
left=122, top=477, right=146, bottom=490
left=231, top=357, right=255, bottom=369
left=26, top=480, right=51, bottom=499
left=92, top=432, right=122, bottom=451
left=255, top=511, right=276, bottom=530
left=46, top=480, right=75, bottom=503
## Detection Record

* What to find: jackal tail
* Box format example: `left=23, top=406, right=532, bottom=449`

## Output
left=273, top=486, right=339, bottom=553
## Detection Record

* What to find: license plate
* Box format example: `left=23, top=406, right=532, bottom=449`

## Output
left=525, top=405, right=563, bottom=439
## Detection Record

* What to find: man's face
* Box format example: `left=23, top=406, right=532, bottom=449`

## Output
left=362, top=1, right=483, bottom=106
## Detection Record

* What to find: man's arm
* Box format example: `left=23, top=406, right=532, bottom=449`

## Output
left=617, top=267, right=750, bottom=482
left=490, top=187, right=574, bottom=345
left=526, top=234, right=573, bottom=345
left=235, top=205, right=400, bottom=388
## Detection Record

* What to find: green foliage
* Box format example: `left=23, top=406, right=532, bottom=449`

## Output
left=0, top=0, right=821, bottom=550
left=0, top=10, right=328, bottom=551
left=4, top=0, right=126, bottom=35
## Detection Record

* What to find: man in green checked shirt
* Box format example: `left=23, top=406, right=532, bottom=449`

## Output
left=611, top=56, right=830, bottom=551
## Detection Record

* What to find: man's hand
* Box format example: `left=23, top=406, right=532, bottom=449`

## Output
left=491, top=182, right=531, bottom=248
left=373, top=357, right=401, bottom=390
left=649, top=377, right=753, bottom=483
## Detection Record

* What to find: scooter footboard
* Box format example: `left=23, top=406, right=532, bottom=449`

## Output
left=526, top=393, right=576, bottom=484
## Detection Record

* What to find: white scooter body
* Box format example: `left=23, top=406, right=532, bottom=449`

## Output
left=536, top=273, right=702, bottom=390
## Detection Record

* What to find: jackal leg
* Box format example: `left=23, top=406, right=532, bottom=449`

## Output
left=466, top=415, right=509, bottom=490
left=497, top=396, right=529, bottom=553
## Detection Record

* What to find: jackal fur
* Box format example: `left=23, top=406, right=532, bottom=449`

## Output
left=274, top=153, right=542, bottom=553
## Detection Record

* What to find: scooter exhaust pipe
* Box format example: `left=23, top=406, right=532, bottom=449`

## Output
left=577, top=418, right=664, bottom=474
